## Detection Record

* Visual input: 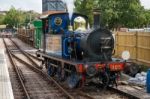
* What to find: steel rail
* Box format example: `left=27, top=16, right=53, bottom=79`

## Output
left=25, top=51, right=43, bottom=61
left=77, top=91, right=95, bottom=99
left=75, top=84, right=139, bottom=99
left=3, top=38, right=31, bottom=99
left=108, top=86, right=139, bottom=99
left=8, top=38, right=75, bottom=99
left=10, top=39, right=41, bottom=69
left=90, top=82, right=139, bottom=99
left=11, top=52, right=75, bottom=99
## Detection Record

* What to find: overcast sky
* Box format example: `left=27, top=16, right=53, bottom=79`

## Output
left=0, top=0, right=149, bottom=13
left=0, top=0, right=42, bottom=13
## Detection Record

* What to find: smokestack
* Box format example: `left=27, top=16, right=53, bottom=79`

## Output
left=93, top=9, right=100, bottom=29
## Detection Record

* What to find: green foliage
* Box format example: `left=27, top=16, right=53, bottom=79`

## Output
left=75, top=0, right=95, bottom=25
left=75, top=0, right=150, bottom=29
left=140, top=64, right=149, bottom=72
left=23, top=11, right=40, bottom=26
left=4, top=7, right=22, bottom=28
left=3, top=6, right=40, bottom=28
left=0, top=14, right=5, bottom=25
left=142, top=10, right=150, bottom=27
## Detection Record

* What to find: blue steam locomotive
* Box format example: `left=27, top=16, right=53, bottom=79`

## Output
left=36, top=12, right=125, bottom=88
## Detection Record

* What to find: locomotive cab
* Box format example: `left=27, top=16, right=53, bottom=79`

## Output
left=41, top=13, right=89, bottom=59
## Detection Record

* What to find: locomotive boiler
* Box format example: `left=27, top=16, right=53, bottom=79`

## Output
left=36, top=12, right=125, bottom=88
left=79, top=28, right=114, bottom=61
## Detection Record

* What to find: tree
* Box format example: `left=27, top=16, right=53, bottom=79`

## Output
left=142, top=10, right=150, bottom=27
left=0, top=14, right=5, bottom=25
left=97, top=0, right=145, bottom=29
left=75, top=0, right=150, bottom=29
left=75, top=0, right=95, bottom=25
left=23, top=10, right=40, bottom=26
left=3, top=6, right=40, bottom=28
left=4, top=6, right=24, bottom=28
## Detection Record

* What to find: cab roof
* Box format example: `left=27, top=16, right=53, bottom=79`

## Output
left=40, top=12, right=88, bottom=20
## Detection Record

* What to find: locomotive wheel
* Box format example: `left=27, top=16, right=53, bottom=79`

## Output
left=56, top=66, right=62, bottom=81
left=48, top=65, right=56, bottom=76
left=36, top=54, right=40, bottom=57
left=67, top=73, right=80, bottom=88
left=99, top=72, right=109, bottom=87
left=129, top=64, right=139, bottom=77
left=124, top=62, right=141, bottom=77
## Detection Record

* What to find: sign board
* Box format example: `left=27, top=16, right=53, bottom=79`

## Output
left=122, top=51, right=130, bottom=60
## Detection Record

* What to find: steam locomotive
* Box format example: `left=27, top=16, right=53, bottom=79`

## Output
left=36, top=12, right=125, bottom=88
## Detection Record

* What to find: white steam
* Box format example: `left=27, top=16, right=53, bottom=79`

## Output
left=62, top=0, right=75, bottom=20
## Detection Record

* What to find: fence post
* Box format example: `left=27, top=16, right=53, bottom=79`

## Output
left=115, top=31, right=118, bottom=57
left=135, top=31, right=138, bottom=62
left=116, top=32, right=118, bottom=57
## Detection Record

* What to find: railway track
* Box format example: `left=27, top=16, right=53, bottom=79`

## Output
left=78, top=82, right=139, bottom=99
left=9, top=38, right=102, bottom=99
left=4, top=38, right=74, bottom=99
left=5, top=38, right=140, bottom=99
left=27, top=51, right=140, bottom=98
left=24, top=49, right=139, bottom=98
left=3, top=39, right=30, bottom=99
left=6, top=38, right=111, bottom=99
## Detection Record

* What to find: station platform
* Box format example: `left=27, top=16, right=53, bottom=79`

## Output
left=0, top=49, right=14, bottom=99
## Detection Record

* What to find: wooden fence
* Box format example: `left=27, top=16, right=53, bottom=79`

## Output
left=115, top=31, right=150, bottom=66
left=17, top=29, right=35, bottom=47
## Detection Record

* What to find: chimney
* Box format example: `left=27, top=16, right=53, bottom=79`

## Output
left=93, top=9, right=100, bottom=29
